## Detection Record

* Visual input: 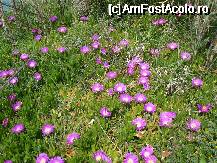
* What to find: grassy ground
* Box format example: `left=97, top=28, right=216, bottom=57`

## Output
left=0, top=12, right=217, bottom=163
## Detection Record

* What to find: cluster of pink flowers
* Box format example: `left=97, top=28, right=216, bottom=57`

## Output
left=36, top=153, right=64, bottom=163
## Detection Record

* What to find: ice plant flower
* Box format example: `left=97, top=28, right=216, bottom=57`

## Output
left=159, top=112, right=176, bottom=127
left=138, top=76, right=149, bottom=85
left=134, top=93, right=147, bottom=103
left=80, top=46, right=90, bottom=54
left=192, top=78, right=203, bottom=88
left=4, top=160, right=12, bottom=163
left=119, top=39, right=129, bottom=47
left=119, top=93, right=133, bottom=104
left=114, top=82, right=127, bottom=93
left=167, top=42, right=179, bottom=50
left=140, top=69, right=151, bottom=77
left=180, top=51, right=191, bottom=61
left=144, top=103, right=156, bottom=114
left=41, top=47, right=49, bottom=54
left=92, top=34, right=100, bottom=41
left=35, top=35, right=42, bottom=41
left=41, top=124, right=55, bottom=136
left=197, top=104, right=212, bottom=113
left=112, top=45, right=121, bottom=53
left=27, top=60, right=37, bottom=68
left=93, top=150, right=112, bottom=163
left=34, top=72, right=42, bottom=81
left=20, top=53, right=29, bottom=61
left=57, top=26, right=67, bottom=33
left=66, top=132, right=80, bottom=145
left=36, top=153, right=49, bottom=163
left=91, top=41, right=100, bottom=49
left=8, top=93, right=16, bottom=102
left=9, top=77, right=18, bottom=85
left=49, top=156, right=64, bottom=163
left=139, top=62, right=150, bottom=70
left=2, top=118, right=9, bottom=127
left=132, top=117, right=147, bottom=131
left=187, top=119, right=201, bottom=132
left=80, top=16, right=89, bottom=22
left=11, top=123, right=25, bottom=134
left=144, top=155, right=158, bottom=163
left=101, top=48, right=107, bottom=55
left=152, top=18, right=167, bottom=26
left=91, top=83, right=104, bottom=93
left=100, top=107, right=111, bottom=118
left=11, top=101, right=22, bottom=111
left=8, top=15, right=16, bottom=22
left=143, top=83, right=151, bottom=91
left=108, top=88, right=114, bottom=96
left=49, top=15, right=58, bottom=22
left=103, top=61, right=110, bottom=69
left=140, top=145, right=154, bottom=159
left=123, top=152, right=139, bottom=163
left=57, top=47, right=66, bottom=53
left=96, top=57, right=102, bottom=64
left=106, top=71, right=117, bottom=80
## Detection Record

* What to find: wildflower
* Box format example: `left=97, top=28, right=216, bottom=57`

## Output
left=114, top=82, right=127, bottom=93
left=106, top=71, right=117, bottom=80
left=112, top=45, right=121, bottom=53
left=92, top=34, right=100, bottom=41
left=119, top=39, right=129, bottom=47
left=119, top=93, right=133, bottom=104
left=167, top=42, right=179, bottom=50
left=80, top=46, right=90, bottom=54
left=100, top=107, right=111, bottom=118
left=11, top=123, right=25, bottom=134
left=34, top=72, right=42, bottom=81
left=140, top=69, right=151, bottom=77
left=8, top=16, right=16, bottom=22
left=2, top=118, right=9, bottom=127
left=143, top=83, right=151, bottom=91
left=41, top=124, right=55, bottom=136
left=144, top=103, right=156, bottom=113
left=192, top=78, right=203, bottom=87
left=91, top=83, right=104, bottom=93
left=49, top=156, right=64, bottom=163
left=49, top=15, right=58, bottom=22
left=66, top=132, right=80, bottom=145
left=197, top=104, right=212, bottom=113
left=139, top=62, right=150, bottom=70
left=138, top=76, right=149, bottom=85
left=152, top=18, right=167, bottom=26
left=134, top=93, right=147, bottom=103
left=108, top=88, right=114, bottom=96
left=27, top=60, right=37, bottom=68
left=187, top=119, right=201, bottom=132
left=20, top=53, right=29, bottom=61
left=180, top=51, right=191, bottom=61
left=91, top=41, right=100, bottom=49
left=57, top=26, right=67, bottom=33
left=144, top=155, right=157, bottom=163
left=103, top=61, right=110, bottom=69
left=132, top=117, right=147, bottom=131
left=4, top=160, right=12, bottom=163
left=41, top=47, right=49, bottom=54
left=11, top=101, right=22, bottom=111
left=57, top=47, right=66, bottom=53
left=0, top=70, right=7, bottom=78
left=101, top=48, right=107, bottom=55
left=80, top=16, right=89, bottom=22
left=123, top=153, right=139, bottom=163
left=93, top=150, right=112, bottom=163
left=35, top=35, right=42, bottom=41
left=96, top=57, right=102, bottom=64
left=9, top=77, right=18, bottom=85
left=36, top=153, right=49, bottom=163
left=159, top=112, right=176, bottom=127
left=8, top=93, right=16, bottom=102
left=140, top=145, right=154, bottom=159
left=127, top=67, right=135, bottom=76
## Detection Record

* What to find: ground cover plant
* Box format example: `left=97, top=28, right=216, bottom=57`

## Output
left=0, top=0, right=217, bottom=163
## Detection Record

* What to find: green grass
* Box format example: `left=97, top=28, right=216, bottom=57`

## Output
left=0, top=12, right=216, bottom=163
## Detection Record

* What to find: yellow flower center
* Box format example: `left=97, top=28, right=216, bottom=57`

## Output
left=127, top=159, right=134, bottom=163
left=96, top=156, right=102, bottom=161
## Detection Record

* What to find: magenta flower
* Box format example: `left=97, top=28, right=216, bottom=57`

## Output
left=143, top=83, right=151, bottom=91
left=9, top=77, right=18, bottom=85
left=123, top=153, right=139, bottom=163
left=119, top=94, right=133, bottom=104
left=144, top=155, right=158, bottom=163
left=159, top=112, right=176, bottom=127
left=140, top=69, right=151, bottom=77
left=192, top=78, right=203, bottom=88
left=27, top=60, right=37, bottom=68
left=8, top=15, right=16, bottom=22
left=112, top=45, right=121, bottom=53
left=127, top=67, right=135, bottom=76
left=144, top=103, right=156, bottom=114
left=139, top=62, right=150, bottom=70
left=2, top=118, right=9, bottom=127
left=91, top=83, right=104, bottom=93
left=134, top=93, right=147, bottom=103
left=57, top=26, right=67, bottom=33
left=91, top=41, right=100, bottom=49
left=131, top=56, right=143, bottom=65
left=140, top=145, right=154, bottom=159
left=7, top=93, right=16, bottom=102
left=80, top=46, right=90, bottom=54
left=20, top=53, right=29, bottom=61
left=80, top=16, right=89, bottom=22
left=0, top=70, right=7, bottom=78
left=132, top=117, right=147, bottom=131
left=96, top=57, right=102, bottom=64
left=138, top=76, right=149, bottom=85
left=103, top=61, right=110, bottom=69
left=197, top=104, right=212, bottom=113
left=11, top=101, right=22, bottom=111
left=101, top=48, right=107, bottom=55
left=152, top=18, right=167, bottom=26
left=167, top=42, right=179, bottom=50
left=180, top=51, right=191, bottom=61
left=100, top=107, right=112, bottom=118
left=41, top=47, right=49, bottom=54
left=92, top=34, right=100, bottom=41
left=49, top=156, right=64, bottom=163
left=11, top=123, right=25, bottom=134
left=107, top=88, right=114, bottom=96
left=34, top=72, right=42, bottom=81
left=57, top=47, right=66, bottom=53
left=49, top=15, right=58, bottom=22
left=35, top=35, right=42, bottom=41
left=66, top=132, right=80, bottom=145
left=119, top=39, right=129, bottom=47
left=4, top=160, right=12, bottom=163
left=36, top=153, right=49, bottom=163
left=106, top=71, right=117, bottom=80
left=187, top=119, right=201, bottom=132
left=93, top=150, right=112, bottom=163
left=114, top=82, right=127, bottom=93
left=41, top=124, right=55, bottom=136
